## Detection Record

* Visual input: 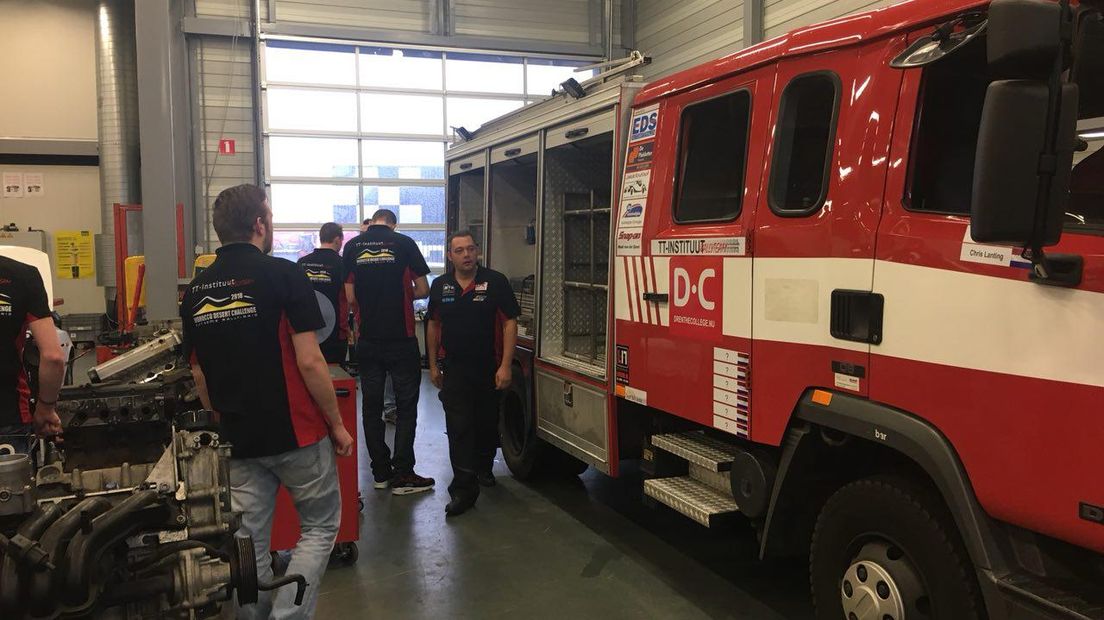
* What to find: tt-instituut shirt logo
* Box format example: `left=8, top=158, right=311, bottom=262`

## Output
left=302, top=267, right=333, bottom=283
left=355, top=246, right=396, bottom=265
left=191, top=292, right=258, bottom=326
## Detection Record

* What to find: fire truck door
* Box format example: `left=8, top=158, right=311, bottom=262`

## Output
left=626, top=70, right=772, bottom=438
left=748, top=45, right=901, bottom=446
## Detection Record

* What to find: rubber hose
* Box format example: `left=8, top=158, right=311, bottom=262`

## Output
left=62, top=490, right=165, bottom=612
left=28, top=496, right=113, bottom=617
left=0, top=503, right=64, bottom=616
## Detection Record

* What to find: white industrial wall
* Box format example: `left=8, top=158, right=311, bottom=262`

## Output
left=190, top=36, right=257, bottom=253
left=635, top=0, right=892, bottom=80
left=0, top=0, right=105, bottom=314
left=636, top=0, right=745, bottom=81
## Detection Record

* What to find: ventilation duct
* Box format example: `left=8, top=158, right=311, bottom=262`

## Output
left=94, top=0, right=141, bottom=296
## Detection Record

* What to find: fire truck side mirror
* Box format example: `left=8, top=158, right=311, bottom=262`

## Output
left=987, top=0, right=1065, bottom=80
left=1072, top=9, right=1104, bottom=118
left=970, top=80, right=1079, bottom=246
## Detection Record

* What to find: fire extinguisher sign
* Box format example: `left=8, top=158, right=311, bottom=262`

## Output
left=218, top=139, right=236, bottom=155
left=669, top=257, right=724, bottom=342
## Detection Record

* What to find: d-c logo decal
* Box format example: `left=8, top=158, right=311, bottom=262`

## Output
left=670, top=258, right=723, bottom=342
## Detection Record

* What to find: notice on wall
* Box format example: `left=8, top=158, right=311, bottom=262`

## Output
left=55, top=230, right=96, bottom=279
left=23, top=173, right=44, bottom=197
left=2, top=172, right=23, bottom=198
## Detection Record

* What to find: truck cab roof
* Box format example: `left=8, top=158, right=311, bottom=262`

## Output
left=635, top=0, right=988, bottom=106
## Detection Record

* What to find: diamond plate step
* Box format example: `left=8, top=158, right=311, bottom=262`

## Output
left=689, top=463, right=731, bottom=496
left=643, top=476, right=740, bottom=527
left=651, top=432, right=741, bottom=472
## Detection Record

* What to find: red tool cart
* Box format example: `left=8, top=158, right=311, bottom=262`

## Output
left=269, top=366, right=361, bottom=565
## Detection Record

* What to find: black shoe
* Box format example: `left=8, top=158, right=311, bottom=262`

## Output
left=392, top=472, right=435, bottom=496
left=445, top=495, right=477, bottom=517
left=477, top=472, right=496, bottom=488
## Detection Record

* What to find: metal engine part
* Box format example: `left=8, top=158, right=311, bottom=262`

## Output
left=90, top=329, right=183, bottom=384
left=0, top=407, right=303, bottom=619
left=0, top=453, right=35, bottom=517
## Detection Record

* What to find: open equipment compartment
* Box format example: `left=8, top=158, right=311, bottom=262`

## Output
left=447, top=152, right=487, bottom=248
left=489, top=135, right=539, bottom=339
left=538, top=114, right=615, bottom=377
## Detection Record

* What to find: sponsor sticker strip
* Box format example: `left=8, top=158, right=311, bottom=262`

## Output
left=712, top=347, right=750, bottom=439
left=651, top=237, right=746, bottom=256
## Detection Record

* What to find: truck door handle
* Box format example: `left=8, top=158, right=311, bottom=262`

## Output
left=830, top=290, right=884, bottom=345
left=335, top=388, right=351, bottom=397
left=504, top=148, right=522, bottom=157
left=642, top=292, right=668, bottom=303
left=565, top=127, right=589, bottom=139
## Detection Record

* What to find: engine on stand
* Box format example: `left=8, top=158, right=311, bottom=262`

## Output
left=0, top=330, right=301, bottom=619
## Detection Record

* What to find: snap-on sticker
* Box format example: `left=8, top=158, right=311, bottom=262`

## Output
left=834, top=373, right=861, bottom=392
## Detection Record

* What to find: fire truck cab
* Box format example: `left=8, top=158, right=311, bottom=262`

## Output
left=445, top=0, right=1104, bottom=617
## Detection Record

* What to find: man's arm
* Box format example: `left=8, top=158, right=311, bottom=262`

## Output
left=27, top=317, right=64, bottom=437
left=291, top=331, right=353, bottom=457
left=495, top=318, right=517, bottom=390
left=427, top=318, right=442, bottom=389
left=412, top=275, right=430, bottom=300
left=190, top=361, right=213, bottom=410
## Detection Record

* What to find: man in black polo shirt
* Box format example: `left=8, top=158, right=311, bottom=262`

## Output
left=343, top=208, right=434, bottom=495
left=0, top=256, right=64, bottom=451
left=182, top=184, right=353, bottom=620
left=296, top=222, right=348, bottom=364
left=427, top=230, right=519, bottom=517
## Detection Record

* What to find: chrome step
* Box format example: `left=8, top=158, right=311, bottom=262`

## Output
left=651, top=431, right=741, bottom=472
left=643, top=476, right=740, bottom=527
left=689, top=463, right=731, bottom=496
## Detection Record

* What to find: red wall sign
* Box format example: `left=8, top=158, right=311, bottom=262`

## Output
left=218, top=139, right=236, bottom=155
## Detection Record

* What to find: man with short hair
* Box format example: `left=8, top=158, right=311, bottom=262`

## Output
left=0, top=256, right=65, bottom=451
left=182, top=184, right=354, bottom=620
left=427, top=230, right=520, bottom=517
left=297, top=222, right=348, bottom=364
left=357, top=218, right=397, bottom=423
left=344, top=208, right=434, bottom=495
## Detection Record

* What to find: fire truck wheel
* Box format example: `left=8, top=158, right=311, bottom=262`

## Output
left=499, top=369, right=543, bottom=480
left=810, top=477, right=983, bottom=620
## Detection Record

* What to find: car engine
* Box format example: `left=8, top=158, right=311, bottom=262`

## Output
left=0, top=331, right=300, bottom=619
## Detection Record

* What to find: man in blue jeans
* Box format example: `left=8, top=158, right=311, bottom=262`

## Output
left=183, top=184, right=354, bottom=620
left=344, top=209, right=434, bottom=495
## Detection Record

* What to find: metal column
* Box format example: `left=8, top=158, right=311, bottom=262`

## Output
left=744, top=0, right=764, bottom=47
left=135, top=0, right=190, bottom=320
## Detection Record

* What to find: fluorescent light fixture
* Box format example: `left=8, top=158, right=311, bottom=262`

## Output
left=1079, top=130, right=1104, bottom=140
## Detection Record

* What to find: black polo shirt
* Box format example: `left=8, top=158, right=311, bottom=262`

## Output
left=342, top=225, right=430, bottom=341
left=181, top=243, right=328, bottom=459
left=427, top=266, right=520, bottom=380
left=0, top=257, right=50, bottom=427
left=296, top=248, right=348, bottom=363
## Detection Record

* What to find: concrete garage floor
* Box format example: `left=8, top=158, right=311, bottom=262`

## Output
left=314, top=374, right=814, bottom=620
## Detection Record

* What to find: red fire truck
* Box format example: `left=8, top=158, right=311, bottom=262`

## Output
left=445, top=0, right=1103, bottom=617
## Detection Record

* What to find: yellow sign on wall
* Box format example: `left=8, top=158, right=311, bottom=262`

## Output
left=55, top=230, right=95, bottom=279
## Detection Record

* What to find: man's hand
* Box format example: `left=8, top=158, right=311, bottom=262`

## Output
left=33, top=404, right=63, bottom=439
left=330, top=423, right=354, bottom=457
left=495, top=365, right=511, bottom=391
left=430, top=365, right=443, bottom=390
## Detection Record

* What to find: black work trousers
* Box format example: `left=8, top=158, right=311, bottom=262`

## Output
left=357, top=337, right=422, bottom=480
left=438, top=367, right=500, bottom=501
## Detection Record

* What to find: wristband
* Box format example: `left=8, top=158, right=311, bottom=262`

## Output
left=38, top=398, right=57, bottom=407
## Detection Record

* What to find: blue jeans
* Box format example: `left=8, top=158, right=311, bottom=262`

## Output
left=231, top=437, right=341, bottom=620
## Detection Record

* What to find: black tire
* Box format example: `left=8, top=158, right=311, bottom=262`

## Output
left=498, top=368, right=543, bottom=480
left=810, top=477, right=983, bottom=620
